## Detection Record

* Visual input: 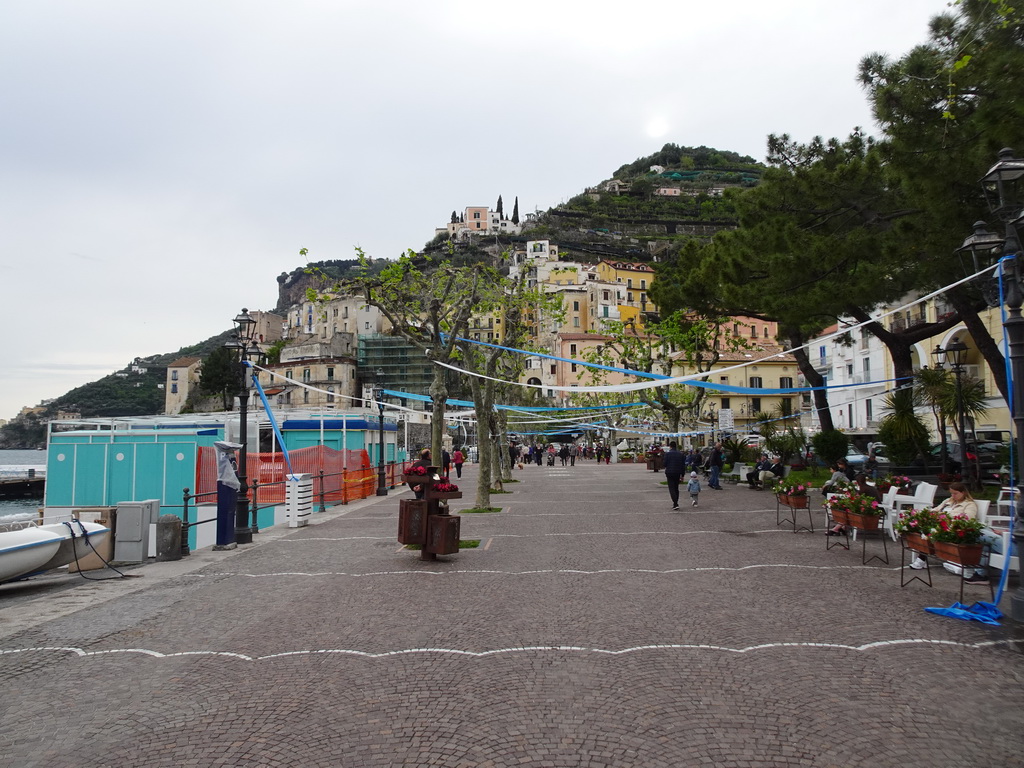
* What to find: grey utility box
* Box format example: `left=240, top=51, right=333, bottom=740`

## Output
left=285, top=473, right=313, bottom=528
left=114, top=499, right=160, bottom=563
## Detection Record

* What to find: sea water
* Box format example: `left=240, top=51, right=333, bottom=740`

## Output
left=0, top=448, right=47, bottom=523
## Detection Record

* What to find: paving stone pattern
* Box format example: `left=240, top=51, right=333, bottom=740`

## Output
left=1, top=462, right=1023, bottom=767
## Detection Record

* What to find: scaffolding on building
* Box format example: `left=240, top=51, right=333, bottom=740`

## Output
left=358, top=334, right=470, bottom=406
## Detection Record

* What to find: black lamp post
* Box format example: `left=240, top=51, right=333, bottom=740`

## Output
left=227, top=308, right=260, bottom=545
left=933, top=338, right=970, bottom=477
left=957, top=148, right=1024, bottom=622
left=374, top=367, right=388, bottom=496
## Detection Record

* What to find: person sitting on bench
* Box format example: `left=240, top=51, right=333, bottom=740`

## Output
left=747, top=454, right=773, bottom=489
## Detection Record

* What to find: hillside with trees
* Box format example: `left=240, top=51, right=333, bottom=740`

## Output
left=514, top=143, right=765, bottom=263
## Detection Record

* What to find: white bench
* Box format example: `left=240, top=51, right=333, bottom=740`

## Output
left=721, top=463, right=748, bottom=484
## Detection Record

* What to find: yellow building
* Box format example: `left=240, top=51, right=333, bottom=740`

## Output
left=595, top=259, right=657, bottom=324
left=672, top=345, right=800, bottom=435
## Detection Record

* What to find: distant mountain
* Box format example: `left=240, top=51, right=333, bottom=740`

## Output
left=0, top=334, right=235, bottom=449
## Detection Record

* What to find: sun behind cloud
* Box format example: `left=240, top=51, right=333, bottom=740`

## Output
left=645, top=117, right=669, bottom=138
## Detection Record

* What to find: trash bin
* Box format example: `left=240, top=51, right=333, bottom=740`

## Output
left=156, top=514, right=182, bottom=561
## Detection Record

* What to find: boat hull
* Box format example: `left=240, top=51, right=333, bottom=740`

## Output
left=0, top=522, right=111, bottom=583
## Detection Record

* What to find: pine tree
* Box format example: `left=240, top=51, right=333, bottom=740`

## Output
left=496, top=195, right=504, bottom=216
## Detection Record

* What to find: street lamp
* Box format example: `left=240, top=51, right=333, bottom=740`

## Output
left=374, top=367, right=388, bottom=496
left=956, top=148, right=1024, bottom=622
left=932, top=338, right=970, bottom=478
left=227, top=308, right=261, bottom=546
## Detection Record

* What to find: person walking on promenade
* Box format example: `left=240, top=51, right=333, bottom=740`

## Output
left=663, top=441, right=686, bottom=510
left=687, top=471, right=701, bottom=507
left=685, top=448, right=701, bottom=475
left=452, top=448, right=465, bottom=479
left=709, top=443, right=724, bottom=489
left=569, top=444, right=578, bottom=466
left=559, top=444, right=569, bottom=466
left=442, top=449, right=451, bottom=477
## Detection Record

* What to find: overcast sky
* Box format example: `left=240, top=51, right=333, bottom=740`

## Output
left=0, top=0, right=950, bottom=422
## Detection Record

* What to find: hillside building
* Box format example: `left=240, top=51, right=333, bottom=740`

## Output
left=164, top=357, right=202, bottom=415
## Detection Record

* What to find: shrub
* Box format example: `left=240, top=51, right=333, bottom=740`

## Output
left=811, top=429, right=848, bottom=468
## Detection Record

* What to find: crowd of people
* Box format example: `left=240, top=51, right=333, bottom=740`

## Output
left=509, top=443, right=615, bottom=467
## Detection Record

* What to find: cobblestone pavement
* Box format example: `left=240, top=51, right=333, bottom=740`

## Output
left=1, top=462, right=1023, bottom=767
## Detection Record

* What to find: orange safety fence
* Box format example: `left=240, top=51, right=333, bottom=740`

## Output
left=196, top=445, right=410, bottom=506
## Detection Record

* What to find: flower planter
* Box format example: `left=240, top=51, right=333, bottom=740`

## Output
left=787, top=495, right=809, bottom=509
left=902, top=534, right=934, bottom=555
left=830, top=508, right=850, bottom=526
left=846, top=512, right=881, bottom=530
left=932, top=540, right=983, bottom=567
left=403, top=473, right=433, bottom=486
left=777, top=493, right=789, bottom=506
left=425, top=490, right=462, bottom=501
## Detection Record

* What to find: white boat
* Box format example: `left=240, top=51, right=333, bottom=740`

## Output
left=0, top=521, right=111, bottom=583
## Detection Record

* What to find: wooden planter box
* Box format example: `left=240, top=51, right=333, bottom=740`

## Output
left=830, top=508, right=850, bottom=526
left=425, top=490, right=463, bottom=501
left=932, top=540, right=983, bottom=567
left=397, top=500, right=428, bottom=545
left=902, top=534, right=934, bottom=555
left=846, top=512, right=881, bottom=530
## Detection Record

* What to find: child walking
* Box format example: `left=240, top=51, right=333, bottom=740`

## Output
left=687, top=471, right=701, bottom=507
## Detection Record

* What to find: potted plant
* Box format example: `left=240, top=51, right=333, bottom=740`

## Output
left=426, top=478, right=462, bottom=501
left=893, top=507, right=939, bottom=554
left=877, top=474, right=913, bottom=494
left=935, top=471, right=962, bottom=490
left=779, top=481, right=812, bottom=508
left=930, top=512, right=985, bottom=566
left=645, top=447, right=664, bottom=471
left=830, top=490, right=885, bottom=530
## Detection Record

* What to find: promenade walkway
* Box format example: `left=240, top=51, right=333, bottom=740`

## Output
left=1, top=461, right=1022, bottom=767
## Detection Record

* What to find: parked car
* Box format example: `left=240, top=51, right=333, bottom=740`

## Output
left=912, top=442, right=1005, bottom=474
left=845, top=445, right=890, bottom=472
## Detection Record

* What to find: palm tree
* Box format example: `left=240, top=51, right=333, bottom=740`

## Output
left=877, top=388, right=931, bottom=467
left=915, top=367, right=952, bottom=473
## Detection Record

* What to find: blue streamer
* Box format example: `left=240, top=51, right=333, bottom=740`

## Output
left=248, top=362, right=293, bottom=475
left=449, top=334, right=907, bottom=394
left=381, top=388, right=645, bottom=412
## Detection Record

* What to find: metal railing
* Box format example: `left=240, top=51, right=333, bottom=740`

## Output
left=179, top=461, right=412, bottom=557
left=179, top=487, right=218, bottom=558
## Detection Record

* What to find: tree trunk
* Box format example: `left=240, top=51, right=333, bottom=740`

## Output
left=470, top=376, right=492, bottom=510
left=946, top=288, right=1009, bottom=404
left=787, top=328, right=834, bottom=432
left=496, top=409, right=512, bottom=483
left=428, top=369, right=448, bottom=466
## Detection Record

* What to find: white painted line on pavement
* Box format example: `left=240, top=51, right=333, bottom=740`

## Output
left=2, top=638, right=1018, bottom=663
left=279, top=529, right=792, bottom=542
left=193, top=563, right=906, bottom=578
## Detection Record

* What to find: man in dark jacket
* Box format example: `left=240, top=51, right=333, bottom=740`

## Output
left=709, top=443, right=725, bottom=490
left=663, top=441, right=687, bottom=510
left=747, top=454, right=772, bottom=489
